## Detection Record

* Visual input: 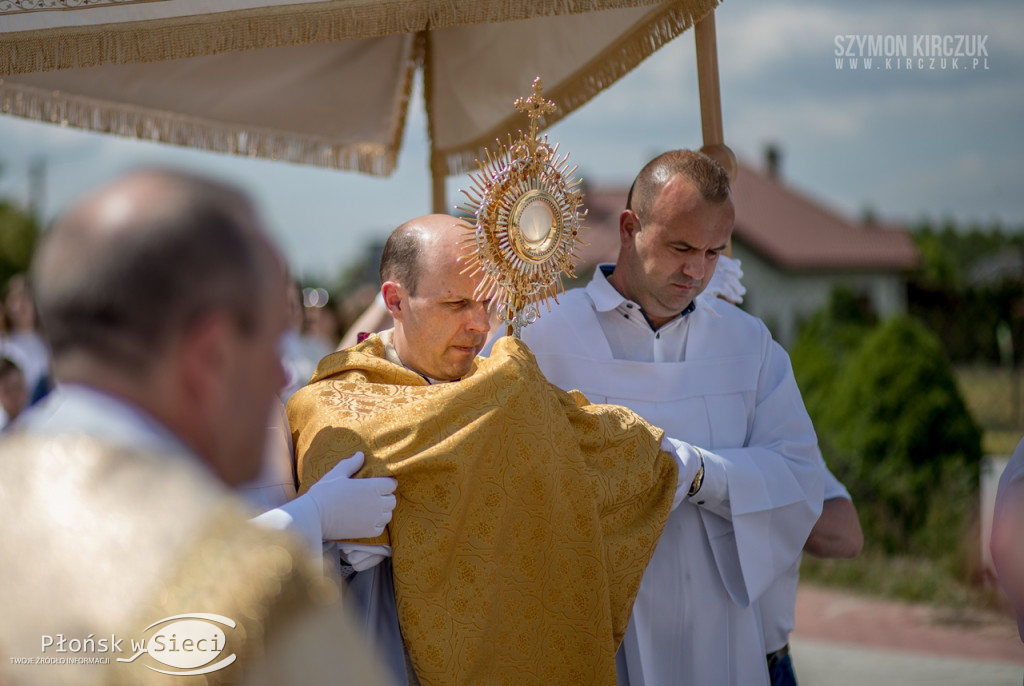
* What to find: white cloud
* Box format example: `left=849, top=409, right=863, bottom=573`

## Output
left=717, top=5, right=844, bottom=77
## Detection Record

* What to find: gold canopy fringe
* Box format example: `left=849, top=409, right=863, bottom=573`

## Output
left=437, top=0, right=719, bottom=176
left=0, top=79, right=397, bottom=175
left=0, top=0, right=718, bottom=176
left=1, top=0, right=710, bottom=76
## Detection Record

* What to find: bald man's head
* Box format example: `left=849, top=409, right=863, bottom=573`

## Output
left=379, top=214, right=466, bottom=296
left=625, top=149, right=731, bottom=222
left=33, top=168, right=280, bottom=376
left=379, top=215, right=490, bottom=381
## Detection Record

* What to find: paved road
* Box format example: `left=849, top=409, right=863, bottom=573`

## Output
left=792, top=585, right=1024, bottom=686
left=793, top=638, right=1023, bottom=685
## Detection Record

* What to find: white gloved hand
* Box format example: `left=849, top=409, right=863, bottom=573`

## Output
left=307, top=451, right=397, bottom=540
left=705, top=254, right=745, bottom=305
left=341, top=545, right=392, bottom=572
left=661, top=436, right=703, bottom=509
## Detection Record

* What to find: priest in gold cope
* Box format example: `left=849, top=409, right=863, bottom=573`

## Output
left=289, top=214, right=706, bottom=686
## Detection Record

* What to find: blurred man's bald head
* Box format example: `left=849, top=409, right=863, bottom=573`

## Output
left=33, top=168, right=281, bottom=377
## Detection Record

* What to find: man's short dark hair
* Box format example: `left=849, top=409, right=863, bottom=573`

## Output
left=379, top=220, right=425, bottom=295
left=32, top=169, right=277, bottom=375
left=626, top=150, right=731, bottom=221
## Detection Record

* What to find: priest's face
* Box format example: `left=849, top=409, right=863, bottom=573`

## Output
left=611, top=174, right=734, bottom=329
left=387, top=230, right=492, bottom=381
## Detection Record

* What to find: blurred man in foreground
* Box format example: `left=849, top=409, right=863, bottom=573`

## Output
left=0, top=169, right=391, bottom=686
left=991, top=437, right=1024, bottom=644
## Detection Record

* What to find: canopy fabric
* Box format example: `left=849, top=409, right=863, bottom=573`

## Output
left=0, top=0, right=718, bottom=176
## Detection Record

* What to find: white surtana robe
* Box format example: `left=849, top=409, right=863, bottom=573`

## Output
left=758, top=467, right=851, bottom=655
left=518, top=266, right=824, bottom=686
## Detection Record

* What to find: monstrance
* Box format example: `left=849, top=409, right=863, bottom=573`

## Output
left=458, top=78, right=587, bottom=339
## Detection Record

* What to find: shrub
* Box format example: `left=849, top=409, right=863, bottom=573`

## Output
left=822, top=316, right=981, bottom=557
left=790, top=287, right=875, bottom=422
left=791, top=296, right=982, bottom=564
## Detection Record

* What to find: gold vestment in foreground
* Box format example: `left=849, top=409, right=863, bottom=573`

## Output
left=290, top=336, right=677, bottom=685
left=0, top=435, right=390, bottom=686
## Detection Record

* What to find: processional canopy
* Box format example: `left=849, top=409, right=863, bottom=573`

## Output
left=458, top=78, right=587, bottom=339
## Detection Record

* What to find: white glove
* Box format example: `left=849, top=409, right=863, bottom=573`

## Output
left=341, top=545, right=392, bottom=572
left=661, top=436, right=703, bottom=509
left=307, top=451, right=398, bottom=540
left=705, top=255, right=745, bottom=304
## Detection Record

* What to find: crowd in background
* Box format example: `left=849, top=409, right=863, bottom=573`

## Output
left=0, top=274, right=51, bottom=429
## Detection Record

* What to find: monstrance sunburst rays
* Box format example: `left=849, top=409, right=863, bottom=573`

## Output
left=457, top=77, right=587, bottom=339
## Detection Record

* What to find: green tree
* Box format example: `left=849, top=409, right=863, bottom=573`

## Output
left=908, top=219, right=1024, bottom=363
left=0, top=200, right=39, bottom=287
left=912, top=226, right=962, bottom=291
left=790, top=287, right=875, bottom=423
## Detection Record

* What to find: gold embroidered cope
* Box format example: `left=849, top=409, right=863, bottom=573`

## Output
left=289, top=335, right=677, bottom=686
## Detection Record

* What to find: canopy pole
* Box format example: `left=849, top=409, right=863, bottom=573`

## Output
left=431, top=153, right=447, bottom=214
left=694, top=10, right=736, bottom=258
left=694, top=12, right=723, bottom=148
left=694, top=11, right=736, bottom=183
left=422, top=26, right=448, bottom=215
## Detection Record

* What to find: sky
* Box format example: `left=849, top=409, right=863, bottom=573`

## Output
left=1, top=0, right=1022, bottom=282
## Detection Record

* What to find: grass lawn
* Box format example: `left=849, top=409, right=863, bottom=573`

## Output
left=956, top=365, right=1024, bottom=455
